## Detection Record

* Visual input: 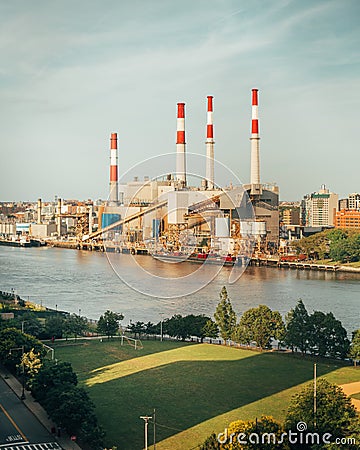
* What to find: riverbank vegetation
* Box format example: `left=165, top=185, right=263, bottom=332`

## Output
left=293, top=229, right=360, bottom=264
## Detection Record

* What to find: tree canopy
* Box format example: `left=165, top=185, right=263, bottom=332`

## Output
left=97, top=310, right=124, bottom=338
left=307, top=311, right=350, bottom=359
left=200, top=415, right=289, bottom=449
left=0, top=327, right=45, bottom=371
left=293, top=229, right=360, bottom=263
left=214, top=286, right=236, bottom=341
left=62, top=314, right=88, bottom=339
left=349, top=329, right=360, bottom=365
left=285, top=379, right=358, bottom=443
left=235, top=305, right=285, bottom=349
left=285, top=299, right=310, bottom=354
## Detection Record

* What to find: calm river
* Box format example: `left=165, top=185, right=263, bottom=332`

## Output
left=0, top=246, right=359, bottom=333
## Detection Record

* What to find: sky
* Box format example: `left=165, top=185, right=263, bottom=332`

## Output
left=0, top=0, right=359, bottom=202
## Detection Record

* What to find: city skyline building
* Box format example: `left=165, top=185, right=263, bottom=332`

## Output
left=301, top=185, right=338, bottom=227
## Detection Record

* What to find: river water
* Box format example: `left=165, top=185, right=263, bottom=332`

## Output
left=0, top=246, right=359, bottom=334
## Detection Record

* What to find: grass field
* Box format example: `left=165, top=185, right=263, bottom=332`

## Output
left=52, top=339, right=360, bottom=450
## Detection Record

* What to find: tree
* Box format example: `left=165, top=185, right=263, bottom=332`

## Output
left=0, top=328, right=45, bottom=372
left=44, top=385, right=95, bottom=433
left=329, top=233, right=360, bottom=263
left=293, top=231, right=330, bottom=260
left=184, top=314, right=211, bottom=342
left=202, top=319, right=219, bottom=340
left=200, top=415, right=289, bottom=449
left=63, top=314, right=88, bottom=340
left=214, top=287, right=236, bottom=341
left=128, top=321, right=146, bottom=338
left=285, top=379, right=358, bottom=445
left=235, top=305, right=285, bottom=349
left=44, top=315, right=64, bottom=339
left=349, top=329, right=360, bottom=366
left=144, top=321, right=157, bottom=337
left=31, top=360, right=77, bottom=402
left=165, top=315, right=190, bottom=340
left=97, top=310, right=124, bottom=338
left=13, top=312, right=44, bottom=337
left=20, top=348, right=42, bottom=387
left=31, top=359, right=104, bottom=448
left=285, top=299, right=310, bottom=354
left=307, top=311, right=350, bottom=359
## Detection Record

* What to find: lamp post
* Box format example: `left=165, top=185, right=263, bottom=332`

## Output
left=140, top=415, right=152, bottom=450
left=314, top=363, right=317, bottom=428
left=159, top=313, right=164, bottom=342
left=153, top=408, right=156, bottom=450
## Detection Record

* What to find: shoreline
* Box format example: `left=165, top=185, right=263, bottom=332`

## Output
left=49, top=242, right=360, bottom=275
left=3, top=241, right=360, bottom=275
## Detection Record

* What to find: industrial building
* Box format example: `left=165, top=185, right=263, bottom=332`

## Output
left=83, top=89, right=279, bottom=257
left=1, top=89, right=280, bottom=257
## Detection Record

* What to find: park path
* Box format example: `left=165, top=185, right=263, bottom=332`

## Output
left=340, top=381, right=360, bottom=411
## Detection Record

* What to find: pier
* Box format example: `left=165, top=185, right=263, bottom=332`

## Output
left=250, top=257, right=340, bottom=272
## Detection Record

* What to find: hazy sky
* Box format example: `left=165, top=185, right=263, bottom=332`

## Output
left=0, top=0, right=359, bottom=201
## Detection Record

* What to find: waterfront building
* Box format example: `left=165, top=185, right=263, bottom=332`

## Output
left=334, top=209, right=360, bottom=230
left=301, top=185, right=338, bottom=227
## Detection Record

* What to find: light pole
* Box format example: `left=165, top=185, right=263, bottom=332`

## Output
left=153, top=408, right=156, bottom=450
left=140, top=415, right=152, bottom=450
left=159, top=313, right=164, bottom=342
left=314, top=363, right=317, bottom=428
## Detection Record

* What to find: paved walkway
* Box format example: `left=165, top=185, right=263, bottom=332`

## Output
left=0, top=365, right=81, bottom=450
left=340, top=381, right=360, bottom=411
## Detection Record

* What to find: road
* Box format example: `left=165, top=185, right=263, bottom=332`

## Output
left=0, top=377, right=61, bottom=449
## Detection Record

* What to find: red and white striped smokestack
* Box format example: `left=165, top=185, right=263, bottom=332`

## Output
left=250, top=88, right=260, bottom=185
left=205, top=96, right=215, bottom=190
left=109, top=132, right=119, bottom=203
left=176, top=103, right=186, bottom=187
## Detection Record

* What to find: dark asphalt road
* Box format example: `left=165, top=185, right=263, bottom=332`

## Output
left=0, top=377, right=56, bottom=446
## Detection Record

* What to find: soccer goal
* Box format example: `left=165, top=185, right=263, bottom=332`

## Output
left=120, top=334, right=143, bottom=350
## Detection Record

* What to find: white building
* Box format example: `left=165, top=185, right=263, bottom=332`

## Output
left=302, top=185, right=338, bottom=227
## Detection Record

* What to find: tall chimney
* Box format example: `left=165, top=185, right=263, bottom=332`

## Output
left=206, top=96, right=215, bottom=190
left=37, top=198, right=42, bottom=224
left=109, top=133, right=119, bottom=203
left=176, top=103, right=186, bottom=187
left=56, top=198, right=62, bottom=236
left=250, top=88, right=260, bottom=185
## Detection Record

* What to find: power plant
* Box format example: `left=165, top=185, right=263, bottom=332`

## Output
left=0, top=89, right=280, bottom=258
left=78, top=88, right=279, bottom=258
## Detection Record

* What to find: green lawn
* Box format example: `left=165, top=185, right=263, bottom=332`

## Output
left=52, top=339, right=360, bottom=450
left=352, top=392, right=360, bottom=400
